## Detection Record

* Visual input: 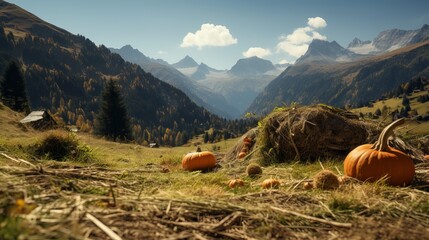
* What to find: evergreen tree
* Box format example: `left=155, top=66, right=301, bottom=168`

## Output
left=95, top=79, right=132, bottom=141
left=402, top=95, right=410, bottom=106
left=0, top=61, right=30, bottom=113
left=203, top=131, right=209, bottom=143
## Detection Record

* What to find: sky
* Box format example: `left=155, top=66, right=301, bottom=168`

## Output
left=5, top=0, right=429, bottom=70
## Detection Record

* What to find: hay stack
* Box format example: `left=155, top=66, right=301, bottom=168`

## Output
left=223, top=127, right=259, bottom=162
left=223, top=105, right=427, bottom=165
left=259, top=105, right=379, bottom=163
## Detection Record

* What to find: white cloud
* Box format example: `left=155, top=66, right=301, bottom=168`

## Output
left=242, top=47, right=272, bottom=58
left=278, top=59, right=290, bottom=65
left=307, top=17, right=327, bottom=29
left=276, top=17, right=327, bottom=58
left=180, top=23, right=238, bottom=49
left=157, top=50, right=166, bottom=55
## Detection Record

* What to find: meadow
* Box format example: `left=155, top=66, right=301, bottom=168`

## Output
left=0, top=103, right=428, bottom=240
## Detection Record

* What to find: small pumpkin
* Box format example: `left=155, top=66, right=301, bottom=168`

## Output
left=238, top=152, right=246, bottom=159
left=182, top=151, right=216, bottom=171
left=261, top=178, right=280, bottom=189
left=303, top=182, right=313, bottom=190
left=243, top=137, right=253, bottom=146
left=343, top=118, right=415, bottom=186
left=424, top=155, right=429, bottom=161
left=228, top=179, right=244, bottom=188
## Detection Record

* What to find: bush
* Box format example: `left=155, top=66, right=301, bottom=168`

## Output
left=34, top=131, right=93, bottom=162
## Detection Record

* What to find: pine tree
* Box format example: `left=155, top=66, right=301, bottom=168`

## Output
left=0, top=61, right=30, bottom=113
left=203, top=131, right=209, bottom=143
left=95, top=79, right=132, bottom=141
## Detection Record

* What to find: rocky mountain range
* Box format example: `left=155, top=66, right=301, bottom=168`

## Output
left=247, top=40, right=429, bottom=115
left=347, top=24, right=429, bottom=54
left=295, top=39, right=363, bottom=64
left=109, top=46, right=237, bottom=118
left=173, top=56, right=286, bottom=117
left=112, top=46, right=286, bottom=118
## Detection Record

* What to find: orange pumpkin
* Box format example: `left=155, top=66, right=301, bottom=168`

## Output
left=238, top=152, right=246, bottom=159
left=182, top=151, right=216, bottom=171
left=424, top=155, right=429, bottom=161
left=243, top=137, right=253, bottom=146
left=227, top=179, right=244, bottom=188
left=343, top=118, right=415, bottom=186
left=261, top=178, right=280, bottom=189
left=303, top=182, right=313, bottom=190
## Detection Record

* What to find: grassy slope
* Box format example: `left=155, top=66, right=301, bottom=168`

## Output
left=351, top=90, right=429, bottom=135
left=0, top=103, right=428, bottom=239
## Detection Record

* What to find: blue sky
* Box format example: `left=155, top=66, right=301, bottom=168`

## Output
left=6, top=0, right=429, bottom=69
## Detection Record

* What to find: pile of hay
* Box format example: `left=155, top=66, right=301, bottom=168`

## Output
left=223, top=128, right=259, bottom=163
left=222, top=105, right=380, bottom=164
left=258, top=105, right=380, bottom=163
left=223, top=105, right=428, bottom=165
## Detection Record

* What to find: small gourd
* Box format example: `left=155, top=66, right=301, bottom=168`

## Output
left=238, top=152, right=246, bottom=159
left=227, top=179, right=244, bottom=188
left=261, top=178, right=280, bottom=189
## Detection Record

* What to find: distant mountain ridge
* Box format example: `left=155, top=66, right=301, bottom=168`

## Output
left=109, top=46, right=237, bottom=118
left=347, top=38, right=371, bottom=48
left=172, top=55, right=199, bottom=68
left=247, top=40, right=429, bottom=115
left=173, top=56, right=285, bottom=117
left=296, top=39, right=362, bottom=64
left=348, top=24, right=429, bottom=54
left=228, top=56, right=276, bottom=76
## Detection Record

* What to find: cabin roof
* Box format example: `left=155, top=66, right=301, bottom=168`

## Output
left=19, top=111, right=47, bottom=123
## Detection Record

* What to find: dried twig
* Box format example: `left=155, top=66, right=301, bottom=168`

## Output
left=270, top=206, right=352, bottom=228
left=1, top=152, right=37, bottom=169
left=85, top=213, right=123, bottom=240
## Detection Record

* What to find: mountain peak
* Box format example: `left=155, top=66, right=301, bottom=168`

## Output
left=228, top=56, right=275, bottom=76
left=347, top=38, right=371, bottom=48
left=109, top=45, right=148, bottom=63
left=296, top=39, right=360, bottom=64
left=121, top=44, right=134, bottom=50
left=172, top=55, right=199, bottom=68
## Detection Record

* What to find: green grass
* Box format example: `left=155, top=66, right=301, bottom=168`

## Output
left=351, top=91, right=429, bottom=116
left=351, top=90, right=429, bottom=135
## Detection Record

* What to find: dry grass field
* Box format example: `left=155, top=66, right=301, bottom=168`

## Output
left=1, top=103, right=428, bottom=240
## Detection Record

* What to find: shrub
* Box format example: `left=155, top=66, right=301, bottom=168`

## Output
left=34, top=131, right=92, bottom=162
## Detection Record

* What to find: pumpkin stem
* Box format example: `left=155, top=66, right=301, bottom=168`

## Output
left=371, top=118, right=404, bottom=152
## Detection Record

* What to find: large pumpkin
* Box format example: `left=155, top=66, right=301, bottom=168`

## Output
left=182, top=151, right=216, bottom=171
left=343, top=118, right=415, bottom=186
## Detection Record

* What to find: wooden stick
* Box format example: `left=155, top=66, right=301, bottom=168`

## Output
left=270, top=206, right=352, bottom=228
left=86, top=213, right=123, bottom=240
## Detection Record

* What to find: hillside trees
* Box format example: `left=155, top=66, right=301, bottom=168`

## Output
left=0, top=61, right=30, bottom=113
left=95, top=79, right=132, bottom=141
